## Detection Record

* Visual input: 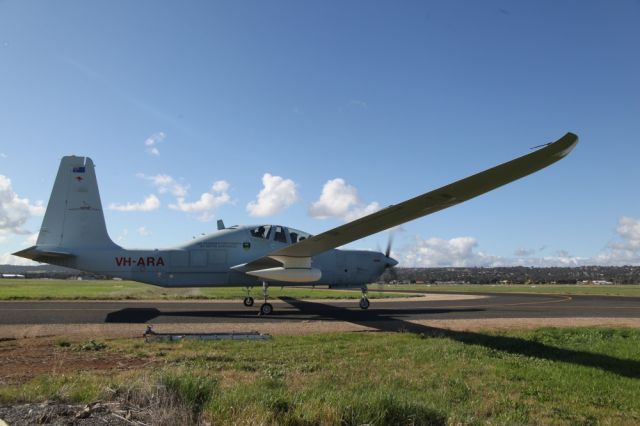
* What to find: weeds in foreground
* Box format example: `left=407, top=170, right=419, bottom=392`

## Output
left=2, top=328, right=639, bottom=425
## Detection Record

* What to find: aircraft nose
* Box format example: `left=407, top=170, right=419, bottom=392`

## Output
left=386, top=256, right=398, bottom=267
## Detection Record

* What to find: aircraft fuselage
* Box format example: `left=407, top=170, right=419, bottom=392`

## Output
left=49, top=226, right=387, bottom=287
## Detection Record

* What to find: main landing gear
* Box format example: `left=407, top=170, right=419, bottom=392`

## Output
left=259, top=281, right=273, bottom=315
left=242, top=284, right=273, bottom=315
left=359, top=285, right=370, bottom=310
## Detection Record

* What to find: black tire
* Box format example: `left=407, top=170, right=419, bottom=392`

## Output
left=359, top=297, right=370, bottom=310
left=243, top=297, right=254, bottom=307
left=259, top=303, right=273, bottom=315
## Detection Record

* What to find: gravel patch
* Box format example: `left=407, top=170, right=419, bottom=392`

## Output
left=0, top=401, right=146, bottom=425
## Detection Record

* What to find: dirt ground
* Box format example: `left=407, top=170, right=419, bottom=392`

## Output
left=0, top=336, right=154, bottom=386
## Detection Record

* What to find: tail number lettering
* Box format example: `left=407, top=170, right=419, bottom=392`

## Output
left=115, top=257, right=165, bottom=267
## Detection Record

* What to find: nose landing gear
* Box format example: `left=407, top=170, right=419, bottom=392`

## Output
left=243, top=286, right=254, bottom=307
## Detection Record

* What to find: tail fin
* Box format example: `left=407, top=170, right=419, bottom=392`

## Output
left=36, top=156, right=117, bottom=250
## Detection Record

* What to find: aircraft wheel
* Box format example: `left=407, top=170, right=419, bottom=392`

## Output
left=359, top=297, right=370, bottom=310
left=243, top=296, right=254, bottom=307
left=259, top=303, right=273, bottom=316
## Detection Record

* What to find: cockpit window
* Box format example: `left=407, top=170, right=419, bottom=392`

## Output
left=250, top=225, right=272, bottom=239
left=288, top=227, right=312, bottom=244
left=274, top=226, right=287, bottom=243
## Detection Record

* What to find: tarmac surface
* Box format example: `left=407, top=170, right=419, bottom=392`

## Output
left=1, top=292, right=638, bottom=326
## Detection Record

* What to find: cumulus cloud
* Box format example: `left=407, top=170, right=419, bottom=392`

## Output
left=137, top=173, right=188, bottom=197
left=109, top=194, right=160, bottom=212
left=592, top=216, right=640, bottom=265
left=614, top=216, right=640, bottom=250
left=309, top=178, right=379, bottom=222
left=398, top=236, right=503, bottom=267
left=396, top=236, right=592, bottom=268
left=394, top=217, right=640, bottom=268
left=137, top=226, right=151, bottom=237
left=0, top=252, right=39, bottom=266
left=0, top=175, right=45, bottom=237
left=246, top=174, right=298, bottom=217
left=144, top=132, right=166, bottom=156
left=170, top=180, right=231, bottom=221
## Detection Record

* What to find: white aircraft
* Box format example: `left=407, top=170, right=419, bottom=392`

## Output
left=14, top=133, right=578, bottom=314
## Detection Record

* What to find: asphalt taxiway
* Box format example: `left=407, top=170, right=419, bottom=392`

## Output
left=0, top=293, right=638, bottom=325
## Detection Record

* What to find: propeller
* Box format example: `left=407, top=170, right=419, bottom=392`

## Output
left=383, top=233, right=399, bottom=282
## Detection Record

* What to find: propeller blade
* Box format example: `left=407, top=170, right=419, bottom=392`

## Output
left=385, top=233, right=394, bottom=258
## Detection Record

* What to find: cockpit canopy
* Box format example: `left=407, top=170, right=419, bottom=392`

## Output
left=248, top=225, right=312, bottom=244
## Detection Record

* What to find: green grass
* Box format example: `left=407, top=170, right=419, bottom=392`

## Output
left=3, top=279, right=640, bottom=301
left=382, top=283, right=640, bottom=297
left=2, top=328, right=639, bottom=425
left=0, top=279, right=408, bottom=300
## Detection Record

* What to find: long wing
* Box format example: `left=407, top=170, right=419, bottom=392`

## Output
left=271, top=132, right=578, bottom=258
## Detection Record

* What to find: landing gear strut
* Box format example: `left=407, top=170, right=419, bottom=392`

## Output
left=243, top=286, right=254, bottom=307
left=359, top=285, right=370, bottom=310
left=259, top=281, right=273, bottom=315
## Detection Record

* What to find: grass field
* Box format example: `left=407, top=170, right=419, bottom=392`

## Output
left=2, top=279, right=640, bottom=300
left=382, top=283, right=640, bottom=297
left=0, top=279, right=409, bottom=300
left=2, top=327, right=639, bottom=425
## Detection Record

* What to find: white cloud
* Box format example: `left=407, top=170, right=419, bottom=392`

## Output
left=309, top=178, right=379, bottom=222
left=109, top=194, right=160, bottom=212
left=24, top=232, right=38, bottom=245
left=0, top=153, right=7, bottom=158
left=614, top=216, right=640, bottom=249
left=343, top=202, right=381, bottom=222
left=137, top=173, right=189, bottom=197
left=116, top=228, right=128, bottom=243
left=170, top=180, right=231, bottom=221
left=144, top=132, right=166, bottom=156
left=394, top=217, right=640, bottom=268
left=398, top=236, right=503, bottom=267
left=397, top=236, right=591, bottom=267
left=246, top=174, right=298, bottom=217
left=592, top=216, right=640, bottom=265
left=393, top=215, right=640, bottom=268
left=0, top=252, right=39, bottom=266
left=0, top=175, right=45, bottom=237
left=137, top=226, right=151, bottom=237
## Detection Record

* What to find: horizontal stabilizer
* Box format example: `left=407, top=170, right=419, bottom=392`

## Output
left=12, top=246, right=75, bottom=263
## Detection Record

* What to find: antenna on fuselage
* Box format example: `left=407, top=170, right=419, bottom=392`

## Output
left=217, top=219, right=226, bottom=230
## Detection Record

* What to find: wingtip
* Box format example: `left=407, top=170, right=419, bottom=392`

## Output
left=556, top=132, right=579, bottom=158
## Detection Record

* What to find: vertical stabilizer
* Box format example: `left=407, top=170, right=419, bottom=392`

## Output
left=36, top=156, right=117, bottom=249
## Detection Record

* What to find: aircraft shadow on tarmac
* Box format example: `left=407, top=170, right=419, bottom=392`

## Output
left=103, top=297, right=640, bottom=379
left=103, top=303, right=483, bottom=324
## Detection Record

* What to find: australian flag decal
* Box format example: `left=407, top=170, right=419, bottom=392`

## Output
left=73, top=166, right=86, bottom=173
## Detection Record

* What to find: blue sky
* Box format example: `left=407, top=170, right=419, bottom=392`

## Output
left=1, top=1, right=639, bottom=266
